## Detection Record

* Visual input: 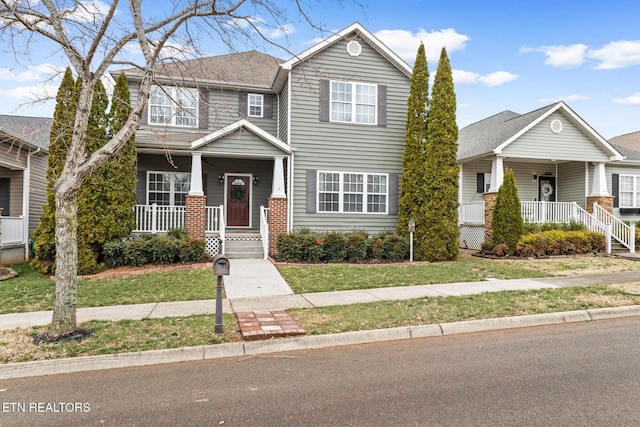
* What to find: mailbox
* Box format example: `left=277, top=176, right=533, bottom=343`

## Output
left=212, top=254, right=230, bottom=276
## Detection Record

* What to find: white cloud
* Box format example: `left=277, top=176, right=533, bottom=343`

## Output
left=375, top=28, right=470, bottom=63
left=613, top=92, right=640, bottom=105
left=520, top=44, right=588, bottom=69
left=0, top=64, right=64, bottom=82
left=264, top=24, right=295, bottom=39
left=539, top=94, right=590, bottom=103
left=62, top=1, right=111, bottom=23
left=478, top=71, right=518, bottom=87
left=589, top=40, right=640, bottom=69
left=0, top=84, right=59, bottom=102
left=453, top=69, right=518, bottom=87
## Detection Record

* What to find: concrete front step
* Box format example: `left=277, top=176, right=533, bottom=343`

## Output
left=224, top=233, right=264, bottom=259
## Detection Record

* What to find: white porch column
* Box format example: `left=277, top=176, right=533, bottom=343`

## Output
left=189, top=152, right=204, bottom=196
left=590, top=162, right=609, bottom=196
left=271, top=156, right=286, bottom=198
left=488, top=156, right=504, bottom=192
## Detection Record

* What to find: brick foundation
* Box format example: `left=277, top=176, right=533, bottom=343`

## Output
left=185, top=195, right=206, bottom=240
left=483, top=192, right=499, bottom=242
left=586, top=195, right=614, bottom=214
left=268, top=197, right=288, bottom=257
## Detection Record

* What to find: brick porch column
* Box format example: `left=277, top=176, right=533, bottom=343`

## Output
left=586, top=195, right=614, bottom=214
left=185, top=195, right=206, bottom=240
left=268, top=197, right=288, bottom=258
left=484, top=191, right=499, bottom=242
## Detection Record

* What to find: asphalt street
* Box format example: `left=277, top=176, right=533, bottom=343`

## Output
left=1, top=317, right=639, bottom=426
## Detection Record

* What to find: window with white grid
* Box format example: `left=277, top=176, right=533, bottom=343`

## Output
left=317, top=171, right=388, bottom=213
left=330, top=81, right=376, bottom=124
left=149, top=86, right=198, bottom=127
left=620, top=175, right=640, bottom=207
left=147, top=172, right=191, bottom=206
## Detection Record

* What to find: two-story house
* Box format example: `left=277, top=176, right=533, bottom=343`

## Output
left=117, top=22, right=411, bottom=258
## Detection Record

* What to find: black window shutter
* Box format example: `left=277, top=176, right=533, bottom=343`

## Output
left=306, top=170, right=317, bottom=213
left=612, top=173, right=619, bottom=208
left=198, top=87, right=209, bottom=129
left=477, top=173, right=485, bottom=193
left=388, top=173, right=398, bottom=215
left=238, top=92, right=248, bottom=117
left=136, top=169, right=147, bottom=204
left=139, top=87, right=148, bottom=125
left=319, top=80, right=330, bottom=122
left=377, top=85, right=387, bottom=127
left=264, top=94, right=273, bottom=119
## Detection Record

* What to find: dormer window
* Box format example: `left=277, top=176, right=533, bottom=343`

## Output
left=149, top=85, right=198, bottom=128
left=248, top=93, right=264, bottom=117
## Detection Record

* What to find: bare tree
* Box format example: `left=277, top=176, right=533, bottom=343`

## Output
left=0, top=0, right=349, bottom=338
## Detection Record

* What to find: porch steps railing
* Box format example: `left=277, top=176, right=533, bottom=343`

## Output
left=592, top=203, right=635, bottom=253
left=260, top=206, right=269, bottom=259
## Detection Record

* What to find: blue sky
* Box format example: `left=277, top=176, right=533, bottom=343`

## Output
left=1, top=0, right=639, bottom=139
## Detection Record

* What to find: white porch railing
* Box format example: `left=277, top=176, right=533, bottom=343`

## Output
left=0, top=216, right=25, bottom=245
left=520, top=201, right=578, bottom=223
left=133, top=204, right=185, bottom=233
left=459, top=202, right=484, bottom=224
left=593, top=203, right=635, bottom=253
left=205, top=205, right=224, bottom=233
left=260, top=206, right=269, bottom=259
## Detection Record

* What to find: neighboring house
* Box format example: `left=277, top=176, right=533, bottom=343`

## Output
left=0, top=115, right=51, bottom=263
left=117, top=22, right=411, bottom=258
left=458, top=101, right=640, bottom=253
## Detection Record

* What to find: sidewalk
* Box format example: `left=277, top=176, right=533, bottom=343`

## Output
left=1, top=263, right=640, bottom=379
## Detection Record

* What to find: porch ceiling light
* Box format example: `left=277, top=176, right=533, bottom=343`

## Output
left=218, top=175, right=225, bottom=184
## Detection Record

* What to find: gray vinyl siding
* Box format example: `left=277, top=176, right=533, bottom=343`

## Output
left=503, top=113, right=611, bottom=162
left=460, top=160, right=492, bottom=203
left=289, top=37, right=410, bottom=232
left=194, top=129, right=285, bottom=158
left=27, top=153, right=48, bottom=233
left=278, top=82, right=289, bottom=142
left=0, top=169, right=22, bottom=217
left=136, top=154, right=273, bottom=230
left=557, top=162, right=586, bottom=207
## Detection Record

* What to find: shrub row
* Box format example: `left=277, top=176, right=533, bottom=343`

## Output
left=487, top=230, right=606, bottom=258
left=276, top=230, right=409, bottom=263
left=102, top=229, right=207, bottom=268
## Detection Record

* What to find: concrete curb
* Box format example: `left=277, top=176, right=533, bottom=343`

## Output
left=2, top=305, right=639, bottom=380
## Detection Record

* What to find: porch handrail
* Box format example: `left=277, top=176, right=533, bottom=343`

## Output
left=260, top=206, right=269, bottom=259
left=520, top=201, right=578, bottom=223
left=459, top=202, right=484, bottom=224
left=205, top=205, right=223, bottom=233
left=0, top=216, right=25, bottom=245
left=218, top=204, right=225, bottom=255
left=592, top=203, right=635, bottom=253
left=133, top=204, right=185, bottom=233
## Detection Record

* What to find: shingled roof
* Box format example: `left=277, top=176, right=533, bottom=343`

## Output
left=0, top=115, right=52, bottom=151
left=457, top=104, right=556, bottom=161
left=610, top=131, right=640, bottom=153
left=120, top=50, right=282, bottom=90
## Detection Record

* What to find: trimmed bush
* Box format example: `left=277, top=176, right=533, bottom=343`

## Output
left=346, top=232, right=368, bottom=262
left=322, top=232, right=348, bottom=262
left=179, top=238, right=206, bottom=262
left=514, top=230, right=606, bottom=256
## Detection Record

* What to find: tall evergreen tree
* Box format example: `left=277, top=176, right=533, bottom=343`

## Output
left=104, top=72, right=137, bottom=240
left=398, top=43, right=429, bottom=250
left=422, top=47, right=459, bottom=261
left=491, top=168, right=524, bottom=251
left=31, top=68, right=78, bottom=273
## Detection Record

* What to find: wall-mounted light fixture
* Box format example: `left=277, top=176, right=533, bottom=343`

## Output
left=218, top=175, right=225, bottom=184
left=253, top=176, right=259, bottom=185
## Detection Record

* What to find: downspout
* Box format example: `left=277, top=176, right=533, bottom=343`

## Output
left=24, top=147, right=41, bottom=260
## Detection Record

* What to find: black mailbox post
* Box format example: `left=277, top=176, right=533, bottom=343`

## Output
left=212, top=255, right=230, bottom=334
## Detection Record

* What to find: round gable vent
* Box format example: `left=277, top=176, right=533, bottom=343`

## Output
left=346, top=40, right=362, bottom=57
left=550, top=119, right=563, bottom=134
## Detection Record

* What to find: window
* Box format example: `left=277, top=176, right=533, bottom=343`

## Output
left=330, top=81, right=377, bottom=124
left=248, top=93, right=263, bottom=117
left=147, top=172, right=191, bottom=206
left=317, top=171, right=387, bottom=213
left=619, top=175, right=640, bottom=207
left=149, top=86, right=198, bottom=127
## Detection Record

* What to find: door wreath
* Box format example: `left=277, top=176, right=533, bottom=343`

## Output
left=541, top=181, right=554, bottom=198
left=231, top=186, right=246, bottom=201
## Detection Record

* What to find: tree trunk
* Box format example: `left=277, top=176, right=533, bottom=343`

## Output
left=49, top=190, right=79, bottom=338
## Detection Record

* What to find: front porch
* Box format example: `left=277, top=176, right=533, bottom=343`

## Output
left=460, top=200, right=635, bottom=254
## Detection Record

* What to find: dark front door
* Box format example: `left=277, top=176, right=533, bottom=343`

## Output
left=0, top=178, right=9, bottom=215
left=538, top=176, right=556, bottom=202
left=227, top=175, right=250, bottom=227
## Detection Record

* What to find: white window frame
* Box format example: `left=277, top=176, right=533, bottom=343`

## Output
left=330, top=80, right=377, bottom=125
left=248, top=93, right=264, bottom=118
left=147, top=171, right=192, bottom=206
left=619, top=174, right=640, bottom=208
left=317, top=171, right=388, bottom=214
left=149, top=85, right=198, bottom=128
